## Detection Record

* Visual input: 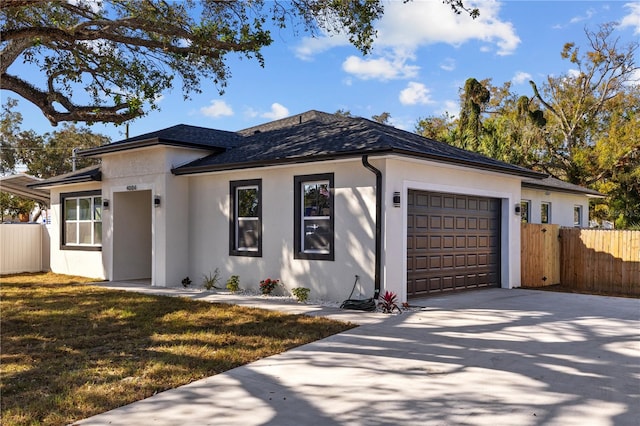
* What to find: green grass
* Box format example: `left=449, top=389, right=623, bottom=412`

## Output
left=0, top=273, right=355, bottom=425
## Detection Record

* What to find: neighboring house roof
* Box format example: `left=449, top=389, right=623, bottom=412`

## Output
left=79, top=124, right=244, bottom=157
left=521, top=176, right=605, bottom=197
left=173, top=111, right=545, bottom=179
left=28, top=165, right=102, bottom=189
left=0, top=173, right=50, bottom=205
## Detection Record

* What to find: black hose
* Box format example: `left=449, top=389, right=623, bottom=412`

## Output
left=340, top=275, right=376, bottom=312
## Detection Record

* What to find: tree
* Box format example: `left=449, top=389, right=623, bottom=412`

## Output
left=1, top=98, right=109, bottom=178
left=1, top=0, right=478, bottom=126
left=528, top=22, right=639, bottom=185
left=371, top=112, right=391, bottom=124
left=458, top=77, right=490, bottom=151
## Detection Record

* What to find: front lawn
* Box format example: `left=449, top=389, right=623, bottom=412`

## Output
left=0, top=273, right=354, bottom=425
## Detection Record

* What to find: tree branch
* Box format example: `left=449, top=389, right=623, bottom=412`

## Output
left=1, top=73, right=139, bottom=125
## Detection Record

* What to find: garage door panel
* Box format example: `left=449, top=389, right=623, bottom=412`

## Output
left=407, top=190, right=501, bottom=298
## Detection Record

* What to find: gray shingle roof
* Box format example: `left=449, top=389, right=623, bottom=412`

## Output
left=173, top=112, right=544, bottom=178
left=28, top=165, right=102, bottom=189
left=79, top=124, right=243, bottom=157
left=522, top=176, right=604, bottom=197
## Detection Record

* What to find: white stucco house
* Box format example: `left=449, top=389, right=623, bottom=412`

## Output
left=29, top=111, right=603, bottom=302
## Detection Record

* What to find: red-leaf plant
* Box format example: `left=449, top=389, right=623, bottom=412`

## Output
left=378, top=291, right=402, bottom=314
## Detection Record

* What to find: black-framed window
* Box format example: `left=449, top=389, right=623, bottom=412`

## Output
left=520, top=200, right=531, bottom=223
left=541, top=201, right=551, bottom=224
left=229, top=179, right=262, bottom=257
left=61, top=190, right=102, bottom=251
left=294, top=173, right=334, bottom=261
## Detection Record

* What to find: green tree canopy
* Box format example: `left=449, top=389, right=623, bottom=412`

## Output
left=1, top=0, right=477, bottom=126
left=1, top=98, right=109, bottom=178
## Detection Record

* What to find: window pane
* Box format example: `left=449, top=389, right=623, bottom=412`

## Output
left=65, top=199, right=77, bottom=220
left=94, top=197, right=102, bottom=221
left=574, top=206, right=581, bottom=227
left=541, top=203, right=550, bottom=224
left=65, top=222, right=77, bottom=244
left=79, top=198, right=91, bottom=220
left=303, top=218, right=331, bottom=252
left=303, top=182, right=330, bottom=216
left=237, top=218, right=259, bottom=250
left=79, top=222, right=92, bottom=244
left=94, top=222, right=102, bottom=244
left=520, top=201, right=529, bottom=223
left=237, top=187, right=258, bottom=217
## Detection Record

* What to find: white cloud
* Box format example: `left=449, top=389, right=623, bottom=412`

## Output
left=294, top=0, right=520, bottom=60
left=399, top=82, right=434, bottom=105
left=262, top=103, right=289, bottom=120
left=200, top=100, right=233, bottom=118
left=567, top=68, right=581, bottom=78
left=342, top=51, right=419, bottom=81
left=512, top=71, right=532, bottom=84
left=438, top=100, right=460, bottom=119
left=619, top=2, right=640, bottom=34
left=569, top=8, right=596, bottom=24
left=440, top=58, right=456, bottom=72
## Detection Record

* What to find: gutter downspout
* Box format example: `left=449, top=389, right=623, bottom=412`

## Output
left=361, top=155, right=381, bottom=299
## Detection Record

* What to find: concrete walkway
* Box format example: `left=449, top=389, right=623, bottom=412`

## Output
left=75, top=286, right=640, bottom=426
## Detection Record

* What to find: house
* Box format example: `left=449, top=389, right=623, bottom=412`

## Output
left=521, top=176, right=604, bottom=228
left=28, top=110, right=601, bottom=301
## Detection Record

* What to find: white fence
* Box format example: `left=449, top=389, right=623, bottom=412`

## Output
left=0, top=224, right=50, bottom=274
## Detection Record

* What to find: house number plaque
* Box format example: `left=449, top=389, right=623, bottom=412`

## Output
left=126, top=185, right=137, bottom=191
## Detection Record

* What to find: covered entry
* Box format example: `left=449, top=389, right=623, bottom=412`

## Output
left=407, top=190, right=501, bottom=297
left=112, top=190, right=152, bottom=281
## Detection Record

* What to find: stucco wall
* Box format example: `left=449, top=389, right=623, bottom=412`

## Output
left=381, top=157, right=523, bottom=301
left=49, top=182, right=105, bottom=279
left=100, top=146, right=208, bottom=286
left=521, top=187, right=589, bottom=227
left=187, top=160, right=377, bottom=301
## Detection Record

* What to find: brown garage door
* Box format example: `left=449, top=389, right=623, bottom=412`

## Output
left=407, top=190, right=501, bottom=298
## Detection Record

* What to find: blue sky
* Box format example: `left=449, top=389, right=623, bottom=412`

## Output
left=5, top=0, right=640, bottom=142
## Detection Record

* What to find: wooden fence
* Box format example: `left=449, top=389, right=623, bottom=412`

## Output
left=560, top=228, right=640, bottom=295
left=521, top=224, right=640, bottom=296
left=521, top=223, right=561, bottom=287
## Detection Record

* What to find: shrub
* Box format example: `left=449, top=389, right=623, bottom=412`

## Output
left=291, top=287, right=310, bottom=303
left=226, top=275, right=240, bottom=292
left=202, top=269, right=221, bottom=290
left=259, top=278, right=280, bottom=295
left=378, top=291, right=401, bottom=314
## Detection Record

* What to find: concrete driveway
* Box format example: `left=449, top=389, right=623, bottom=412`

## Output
left=75, top=288, right=639, bottom=426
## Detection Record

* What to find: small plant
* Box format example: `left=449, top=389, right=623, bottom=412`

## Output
left=378, top=291, right=401, bottom=314
left=202, top=268, right=221, bottom=290
left=226, top=275, right=240, bottom=292
left=291, top=287, right=310, bottom=303
left=181, top=276, right=192, bottom=288
left=259, top=278, right=280, bottom=295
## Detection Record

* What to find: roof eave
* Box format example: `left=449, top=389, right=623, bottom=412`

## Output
left=521, top=182, right=605, bottom=197
left=171, top=150, right=390, bottom=175
left=28, top=172, right=102, bottom=189
left=172, top=147, right=544, bottom=179
left=79, top=138, right=226, bottom=157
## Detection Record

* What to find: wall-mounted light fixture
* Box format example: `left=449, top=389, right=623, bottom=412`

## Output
left=393, top=191, right=401, bottom=208
left=154, top=195, right=161, bottom=208
left=102, top=199, right=110, bottom=209
left=515, top=204, right=521, bottom=215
